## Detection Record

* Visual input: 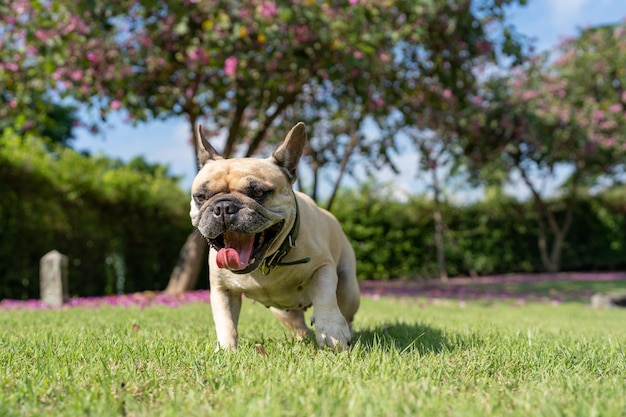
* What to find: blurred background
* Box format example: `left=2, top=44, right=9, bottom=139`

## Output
left=1, top=0, right=625, bottom=300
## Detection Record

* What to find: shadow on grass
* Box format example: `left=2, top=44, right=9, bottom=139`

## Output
left=354, top=321, right=481, bottom=355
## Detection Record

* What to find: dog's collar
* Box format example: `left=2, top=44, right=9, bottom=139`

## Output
left=259, top=195, right=311, bottom=275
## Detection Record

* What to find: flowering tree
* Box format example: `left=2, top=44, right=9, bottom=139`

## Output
left=3, top=0, right=527, bottom=289
left=364, top=0, right=528, bottom=280
left=462, top=22, right=626, bottom=272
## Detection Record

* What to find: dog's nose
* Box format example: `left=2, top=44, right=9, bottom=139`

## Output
left=211, top=200, right=240, bottom=221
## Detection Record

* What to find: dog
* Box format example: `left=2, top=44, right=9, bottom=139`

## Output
left=190, top=122, right=360, bottom=351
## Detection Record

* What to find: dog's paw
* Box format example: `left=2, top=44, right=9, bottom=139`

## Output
left=313, top=315, right=352, bottom=351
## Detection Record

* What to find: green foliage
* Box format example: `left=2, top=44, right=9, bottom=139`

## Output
left=331, top=182, right=626, bottom=280
left=331, top=183, right=434, bottom=279
left=0, top=131, right=191, bottom=299
left=0, top=93, right=78, bottom=146
left=2, top=299, right=626, bottom=416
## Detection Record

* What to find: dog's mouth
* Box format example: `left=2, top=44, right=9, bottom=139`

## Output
left=208, top=221, right=285, bottom=273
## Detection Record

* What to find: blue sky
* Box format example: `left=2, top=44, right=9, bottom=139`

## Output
left=72, top=0, right=626, bottom=196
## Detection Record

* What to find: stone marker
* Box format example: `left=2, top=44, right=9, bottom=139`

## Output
left=40, top=250, right=69, bottom=306
left=591, top=292, right=626, bottom=308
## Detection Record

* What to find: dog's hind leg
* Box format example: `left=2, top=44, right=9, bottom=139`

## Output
left=270, top=307, right=313, bottom=340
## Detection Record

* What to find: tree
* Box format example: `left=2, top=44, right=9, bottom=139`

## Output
left=461, top=22, right=626, bottom=272
left=3, top=0, right=528, bottom=289
left=361, top=0, right=528, bottom=280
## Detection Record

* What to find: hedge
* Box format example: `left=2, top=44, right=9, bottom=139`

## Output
left=0, top=132, right=192, bottom=300
left=331, top=182, right=626, bottom=280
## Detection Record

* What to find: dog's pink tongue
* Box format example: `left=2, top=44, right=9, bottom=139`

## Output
left=215, top=231, right=254, bottom=271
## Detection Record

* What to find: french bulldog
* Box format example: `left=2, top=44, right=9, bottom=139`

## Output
left=190, top=122, right=360, bottom=351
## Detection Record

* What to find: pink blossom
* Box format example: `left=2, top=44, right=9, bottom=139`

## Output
left=442, top=89, right=453, bottom=99
left=608, top=103, right=622, bottom=113
left=350, top=0, right=359, bottom=4
left=599, top=120, right=617, bottom=131
left=110, top=100, right=121, bottom=110
left=2, top=62, right=19, bottom=72
left=471, top=95, right=484, bottom=105
left=475, top=40, right=493, bottom=54
left=69, top=70, right=83, bottom=81
left=139, top=34, right=153, bottom=48
left=600, top=137, right=616, bottom=148
left=261, top=1, right=278, bottom=18
left=14, top=0, right=26, bottom=14
left=593, top=109, right=605, bottom=121
left=224, top=56, right=238, bottom=76
left=34, top=29, right=51, bottom=42
left=8, top=100, right=17, bottom=109
left=86, top=52, right=100, bottom=63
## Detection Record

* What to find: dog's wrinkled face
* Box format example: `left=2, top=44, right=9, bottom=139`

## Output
left=190, top=123, right=306, bottom=274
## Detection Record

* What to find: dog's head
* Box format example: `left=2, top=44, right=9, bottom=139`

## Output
left=190, top=123, right=307, bottom=273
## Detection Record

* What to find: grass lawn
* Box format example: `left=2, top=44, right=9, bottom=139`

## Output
left=2, top=296, right=625, bottom=417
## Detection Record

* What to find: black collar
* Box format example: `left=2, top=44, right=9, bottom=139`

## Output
left=260, top=195, right=311, bottom=275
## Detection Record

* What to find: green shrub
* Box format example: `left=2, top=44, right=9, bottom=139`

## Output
left=0, top=131, right=191, bottom=299
left=331, top=181, right=626, bottom=280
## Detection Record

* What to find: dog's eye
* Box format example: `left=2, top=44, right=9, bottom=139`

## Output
left=193, top=193, right=208, bottom=206
left=248, top=186, right=272, bottom=201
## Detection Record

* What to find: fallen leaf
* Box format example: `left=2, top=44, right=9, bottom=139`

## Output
left=254, top=343, right=268, bottom=357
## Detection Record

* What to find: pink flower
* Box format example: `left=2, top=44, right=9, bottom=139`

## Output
left=442, top=89, right=453, bottom=99
left=608, top=103, right=622, bottom=113
left=69, top=70, right=83, bottom=81
left=261, top=1, right=278, bottom=18
left=224, top=56, right=238, bottom=76
left=2, top=62, right=19, bottom=72
left=110, top=100, right=121, bottom=110
left=593, top=109, right=605, bottom=121
left=519, top=89, right=533, bottom=101
left=35, top=29, right=50, bottom=42
left=86, top=52, right=100, bottom=63
left=349, top=0, right=359, bottom=4
left=475, top=40, right=493, bottom=54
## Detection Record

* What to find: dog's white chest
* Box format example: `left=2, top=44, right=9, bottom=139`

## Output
left=215, top=264, right=314, bottom=310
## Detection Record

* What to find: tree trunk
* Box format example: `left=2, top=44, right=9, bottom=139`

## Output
left=164, top=231, right=207, bottom=294
left=164, top=114, right=208, bottom=294
left=245, top=92, right=298, bottom=157
left=519, top=167, right=579, bottom=273
left=431, top=166, right=448, bottom=282
left=326, top=130, right=358, bottom=212
left=310, top=162, right=320, bottom=203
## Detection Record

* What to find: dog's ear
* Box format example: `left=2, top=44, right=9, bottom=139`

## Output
left=195, top=124, right=223, bottom=168
left=271, top=122, right=307, bottom=182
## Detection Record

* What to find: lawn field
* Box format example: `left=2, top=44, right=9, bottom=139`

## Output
left=2, top=296, right=625, bottom=416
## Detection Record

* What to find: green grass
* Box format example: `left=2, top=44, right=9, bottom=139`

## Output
left=2, top=298, right=626, bottom=417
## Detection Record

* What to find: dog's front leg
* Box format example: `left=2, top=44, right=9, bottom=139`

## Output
left=209, top=285, right=242, bottom=351
left=308, top=265, right=352, bottom=350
